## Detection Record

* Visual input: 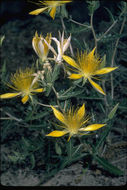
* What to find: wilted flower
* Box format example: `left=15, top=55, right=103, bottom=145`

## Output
left=32, top=32, right=51, bottom=62
left=46, top=104, right=106, bottom=141
left=63, top=48, right=118, bottom=95
left=0, top=68, right=44, bottom=104
left=29, top=0, right=72, bottom=20
left=44, top=31, right=71, bottom=63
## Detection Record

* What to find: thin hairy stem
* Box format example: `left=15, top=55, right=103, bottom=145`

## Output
left=90, top=13, right=97, bottom=51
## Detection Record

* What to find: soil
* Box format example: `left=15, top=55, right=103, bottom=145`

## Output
left=0, top=15, right=127, bottom=186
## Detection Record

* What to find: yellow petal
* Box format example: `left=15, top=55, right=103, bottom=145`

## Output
left=77, top=104, right=85, bottom=120
left=88, top=47, right=96, bottom=57
left=63, top=55, right=79, bottom=69
left=69, top=73, right=82, bottom=79
left=46, top=130, right=68, bottom=137
left=79, top=124, right=106, bottom=131
left=0, top=92, right=21, bottom=99
left=50, top=7, right=56, bottom=19
left=21, top=95, right=29, bottom=104
left=88, top=78, right=105, bottom=95
left=95, top=67, right=118, bottom=75
left=29, top=7, right=48, bottom=15
left=51, top=106, right=65, bottom=124
left=32, top=88, right=44, bottom=93
left=44, top=33, right=52, bottom=56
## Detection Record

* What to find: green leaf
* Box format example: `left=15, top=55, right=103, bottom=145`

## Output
left=104, top=7, right=115, bottom=22
left=94, top=155, right=124, bottom=176
left=108, top=103, right=119, bottom=120
left=52, top=64, right=60, bottom=82
left=55, top=142, right=62, bottom=155
left=87, top=1, right=100, bottom=15
left=100, top=54, right=106, bottom=68
left=58, top=88, right=84, bottom=100
left=30, top=154, right=35, bottom=169
left=0, top=35, right=5, bottom=46
left=94, top=125, right=111, bottom=153
left=60, top=4, right=68, bottom=18
left=25, top=111, right=49, bottom=122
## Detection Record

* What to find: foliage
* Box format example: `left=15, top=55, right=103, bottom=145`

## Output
left=0, top=1, right=127, bottom=185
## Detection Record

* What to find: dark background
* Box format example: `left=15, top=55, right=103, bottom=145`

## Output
left=0, top=0, right=122, bottom=26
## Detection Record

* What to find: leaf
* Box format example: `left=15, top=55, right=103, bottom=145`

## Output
left=58, top=88, right=84, bottom=100
left=100, top=54, right=106, bottom=68
left=108, top=103, right=119, bottom=120
left=55, top=142, right=62, bottom=155
left=94, top=155, right=124, bottom=176
left=104, top=7, right=115, bottom=22
left=94, top=125, right=111, bottom=153
left=52, top=64, right=60, bottom=82
left=30, top=154, right=35, bottom=169
left=25, top=111, right=49, bottom=122
left=87, top=1, right=100, bottom=15
left=0, top=35, right=5, bottom=46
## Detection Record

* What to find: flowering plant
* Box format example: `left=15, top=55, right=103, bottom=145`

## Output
left=1, top=0, right=126, bottom=185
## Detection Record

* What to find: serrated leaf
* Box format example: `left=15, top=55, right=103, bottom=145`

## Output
left=94, top=155, right=124, bottom=176
left=108, top=103, right=119, bottom=120
left=58, top=89, right=84, bottom=100
left=52, top=64, right=60, bottom=82
left=87, top=1, right=100, bottom=15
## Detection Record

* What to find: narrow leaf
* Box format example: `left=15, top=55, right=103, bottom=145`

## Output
left=108, top=103, right=119, bottom=120
left=94, top=155, right=124, bottom=176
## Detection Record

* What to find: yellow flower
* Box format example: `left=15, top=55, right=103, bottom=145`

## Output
left=46, top=104, right=106, bottom=141
left=32, top=32, right=51, bottom=62
left=63, top=48, right=118, bottom=95
left=0, top=68, right=44, bottom=104
left=29, top=0, right=72, bottom=20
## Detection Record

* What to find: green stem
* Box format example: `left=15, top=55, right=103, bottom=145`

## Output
left=90, top=13, right=98, bottom=51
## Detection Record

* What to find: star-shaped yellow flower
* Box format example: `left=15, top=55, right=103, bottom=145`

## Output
left=0, top=68, right=44, bottom=104
left=63, top=48, right=118, bottom=95
left=46, top=104, right=106, bottom=141
left=29, top=0, right=72, bottom=19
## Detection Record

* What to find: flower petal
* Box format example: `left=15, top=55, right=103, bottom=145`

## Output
left=88, top=47, right=96, bottom=57
left=69, top=73, right=82, bottom=79
left=88, top=78, right=105, bottom=95
left=0, top=92, right=21, bottom=99
left=46, top=130, right=68, bottom=137
left=63, top=55, right=79, bottom=69
left=21, top=95, right=29, bottom=104
left=63, top=35, right=71, bottom=53
left=51, top=106, right=65, bottom=124
left=50, top=7, right=56, bottom=19
left=79, top=124, right=106, bottom=131
left=29, top=7, right=48, bottom=15
left=32, top=88, right=44, bottom=93
left=94, top=67, right=118, bottom=75
left=77, top=104, right=85, bottom=120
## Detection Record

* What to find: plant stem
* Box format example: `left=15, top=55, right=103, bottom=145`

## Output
left=111, top=15, right=126, bottom=99
left=90, top=13, right=97, bottom=51
left=97, top=20, right=118, bottom=42
left=69, top=18, right=91, bottom=28
left=52, top=86, right=63, bottom=111
left=37, top=102, right=58, bottom=108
